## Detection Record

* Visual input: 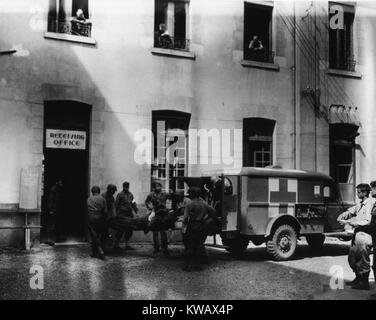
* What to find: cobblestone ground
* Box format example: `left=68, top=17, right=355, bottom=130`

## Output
left=0, top=237, right=375, bottom=300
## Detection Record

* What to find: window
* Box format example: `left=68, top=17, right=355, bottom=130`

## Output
left=154, top=0, right=190, bottom=51
left=243, top=118, right=275, bottom=167
left=329, top=3, right=355, bottom=71
left=330, top=123, right=358, bottom=202
left=48, top=0, right=92, bottom=37
left=244, top=2, right=273, bottom=63
left=151, top=110, right=191, bottom=192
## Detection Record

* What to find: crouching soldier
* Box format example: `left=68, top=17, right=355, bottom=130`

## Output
left=87, top=186, right=108, bottom=260
left=182, top=187, right=215, bottom=271
left=337, top=183, right=375, bottom=290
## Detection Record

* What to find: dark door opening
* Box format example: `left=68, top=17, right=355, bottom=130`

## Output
left=42, top=101, right=91, bottom=242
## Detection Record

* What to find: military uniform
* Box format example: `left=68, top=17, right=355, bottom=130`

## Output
left=182, top=197, right=215, bottom=270
left=114, top=191, right=138, bottom=248
left=87, top=194, right=107, bottom=257
left=341, top=197, right=375, bottom=288
left=145, top=191, right=170, bottom=253
left=102, top=191, right=116, bottom=218
left=355, top=201, right=376, bottom=285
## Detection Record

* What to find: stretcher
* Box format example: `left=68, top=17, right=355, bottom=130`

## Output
left=107, top=210, right=181, bottom=232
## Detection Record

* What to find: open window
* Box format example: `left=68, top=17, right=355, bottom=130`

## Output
left=154, top=0, right=190, bottom=51
left=243, top=118, right=275, bottom=167
left=329, top=2, right=355, bottom=71
left=47, top=0, right=92, bottom=38
left=151, top=110, right=191, bottom=193
left=330, top=123, right=358, bottom=202
left=244, top=2, right=274, bottom=63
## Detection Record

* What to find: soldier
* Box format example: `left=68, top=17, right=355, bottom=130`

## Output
left=102, top=184, right=117, bottom=218
left=87, top=186, right=107, bottom=260
left=173, top=189, right=191, bottom=216
left=182, top=187, right=216, bottom=271
left=369, top=181, right=376, bottom=280
left=114, top=181, right=138, bottom=251
left=45, top=180, right=64, bottom=246
left=355, top=181, right=376, bottom=289
left=337, top=183, right=375, bottom=290
left=145, top=182, right=170, bottom=255
left=102, top=184, right=117, bottom=245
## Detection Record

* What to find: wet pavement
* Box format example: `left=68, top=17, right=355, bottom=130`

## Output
left=1, top=238, right=376, bottom=300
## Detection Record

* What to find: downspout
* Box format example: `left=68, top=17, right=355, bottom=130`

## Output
left=314, top=0, right=318, bottom=172
left=292, top=0, right=298, bottom=169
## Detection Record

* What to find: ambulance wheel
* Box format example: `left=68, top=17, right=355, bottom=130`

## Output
left=266, top=224, right=297, bottom=261
left=306, top=234, right=325, bottom=251
left=221, top=234, right=249, bottom=256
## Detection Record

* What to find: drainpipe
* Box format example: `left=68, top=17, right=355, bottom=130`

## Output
left=292, top=0, right=299, bottom=169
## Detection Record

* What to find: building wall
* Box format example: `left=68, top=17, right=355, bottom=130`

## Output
left=1, top=0, right=374, bottom=246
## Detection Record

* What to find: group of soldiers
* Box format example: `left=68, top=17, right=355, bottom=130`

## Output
left=86, top=181, right=217, bottom=271
left=337, top=181, right=376, bottom=290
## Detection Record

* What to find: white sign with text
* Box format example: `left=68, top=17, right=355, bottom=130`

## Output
left=46, top=129, right=86, bottom=150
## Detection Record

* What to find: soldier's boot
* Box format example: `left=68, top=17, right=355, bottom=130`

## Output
left=352, top=272, right=370, bottom=290
left=345, top=273, right=361, bottom=286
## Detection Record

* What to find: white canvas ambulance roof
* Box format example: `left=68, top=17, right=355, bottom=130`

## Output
left=201, top=167, right=334, bottom=181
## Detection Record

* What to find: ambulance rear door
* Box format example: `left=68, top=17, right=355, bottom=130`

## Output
left=221, top=175, right=240, bottom=232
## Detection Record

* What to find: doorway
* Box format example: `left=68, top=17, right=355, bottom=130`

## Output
left=42, top=101, right=91, bottom=242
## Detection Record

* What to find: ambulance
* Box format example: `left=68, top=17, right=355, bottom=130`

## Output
left=175, top=167, right=352, bottom=261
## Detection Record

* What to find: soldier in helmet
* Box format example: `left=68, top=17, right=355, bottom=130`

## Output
left=145, top=181, right=171, bottom=255
left=182, top=187, right=215, bottom=271
left=113, top=181, right=138, bottom=251
left=87, top=185, right=107, bottom=260
left=102, top=184, right=117, bottom=246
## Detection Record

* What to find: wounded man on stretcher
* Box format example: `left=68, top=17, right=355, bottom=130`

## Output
left=107, top=204, right=183, bottom=233
left=107, top=203, right=221, bottom=234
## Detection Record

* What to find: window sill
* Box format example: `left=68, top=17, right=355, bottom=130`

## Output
left=241, top=59, right=280, bottom=71
left=327, top=68, right=362, bottom=79
left=44, top=32, right=97, bottom=45
left=151, top=47, right=196, bottom=60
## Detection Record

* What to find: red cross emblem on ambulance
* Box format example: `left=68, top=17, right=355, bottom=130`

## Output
left=268, top=178, right=297, bottom=218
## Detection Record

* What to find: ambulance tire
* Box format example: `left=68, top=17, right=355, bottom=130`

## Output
left=221, top=234, right=249, bottom=256
left=306, top=234, right=325, bottom=251
left=266, top=224, right=298, bottom=261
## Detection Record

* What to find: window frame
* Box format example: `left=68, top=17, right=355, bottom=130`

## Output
left=151, top=110, right=191, bottom=193
left=44, top=0, right=96, bottom=45
left=153, top=0, right=191, bottom=52
left=243, top=2, right=274, bottom=64
left=328, top=2, right=356, bottom=71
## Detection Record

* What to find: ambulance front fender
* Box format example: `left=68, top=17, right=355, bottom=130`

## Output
left=264, top=215, right=302, bottom=237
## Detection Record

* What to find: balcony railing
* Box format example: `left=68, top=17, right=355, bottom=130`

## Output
left=48, top=18, right=92, bottom=38
left=244, top=50, right=275, bottom=63
left=154, top=36, right=190, bottom=52
left=244, top=49, right=275, bottom=64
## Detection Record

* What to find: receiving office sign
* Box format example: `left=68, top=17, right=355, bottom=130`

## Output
left=46, top=129, right=86, bottom=150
